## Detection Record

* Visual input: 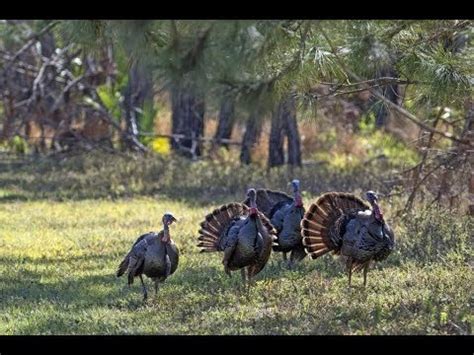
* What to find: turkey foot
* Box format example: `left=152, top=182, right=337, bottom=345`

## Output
left=224, top=264, right=232, bottom=277
left=154, top=279, right=160, bottom=299
left=287, top=259, right=295, bottom=270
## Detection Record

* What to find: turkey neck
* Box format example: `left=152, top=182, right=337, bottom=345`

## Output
left=371, top=201, right=384, bottom=222
left=249, top=196, right=258, bottom=216
left=294, top=190, right=303, bottom=208
left=162, top=223, right=170, bottom=243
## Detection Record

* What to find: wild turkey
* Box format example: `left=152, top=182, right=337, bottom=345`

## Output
left=244, top=179, right=306, bottom=268
left=117, top=213, right=179, bottom=301
left=301, top=191, right=395, bottom=287
left=197, top=188, right=277, bottom=288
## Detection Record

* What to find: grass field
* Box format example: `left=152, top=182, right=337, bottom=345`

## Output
left=0, top=153, right=472, bottom=335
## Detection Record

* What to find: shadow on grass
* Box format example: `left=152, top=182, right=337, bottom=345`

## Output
left=0, top=250, right=336, bottom=307
left=0, top=253, right=122, bottom=306
left=0, top=149, right=391, bottom=206
left=0, top=151, right=251, bottom=206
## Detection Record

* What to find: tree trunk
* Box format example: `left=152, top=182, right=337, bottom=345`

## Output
left=284, top=96, right=302, bottom=166
left=374, top=67, right=399, bottom=129
left=445, top=35, right=472, bottom=215
left=268, top=102, right=286, bottom=168
left=469, top=174, right=474, bottom=217
left=122, top=60, right=153, bottom=152
left=39, top=31, right=56, bottom=58
left=268, top=95, right=302, bottom=168
left=240, top=111, right=262, bottom=165
left=1, top=96, right=15, bottom=142
left=462, top=101, right=474, bottom=216
left=171, top=86, right=205, bottom=159
left=213, top=98, right=235, bottom=149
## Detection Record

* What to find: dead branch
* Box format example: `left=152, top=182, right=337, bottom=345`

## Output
left=4, top=21, right=59, bottom=69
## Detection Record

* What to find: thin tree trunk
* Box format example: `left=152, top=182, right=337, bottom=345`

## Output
left=122, top=60, right=152, bottom=152
left=213, top=98, right=235, bottom=149
left=192, top=95, right=205, bottom=157
left=268, top=95, right=302, bottom=168
left=451, top=33, right=473, bottom=215
left=284, top=96, right=302, bottom=166
left=1, top=96, right=15, bottom=141
left=404, top=108, right=443, bottom=213
left=240, top=111, right=262, bottom=165
left=171, top=86, right=205, bottom=159
left=268, top=102, right=286, bottom=168
left=374, top=66, right=399, bottom=129
left=39, top=31, right=56, bottom=57
left=462, top=101, right=474, bottom=216
left=469, top=174, right=474, bottom=217
left=38, top=31, right=57, bottom=150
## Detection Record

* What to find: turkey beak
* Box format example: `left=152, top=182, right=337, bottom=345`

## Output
left=170, top=216, right=178, bottom=224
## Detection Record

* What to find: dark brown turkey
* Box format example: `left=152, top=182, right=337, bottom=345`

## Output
left=117, top=213, right=179, bottom=301
left=243, top=180, right=306, bottom=268
left=301, top=191, right=395, bottom=287
left=197, top=188, right=277, bottom=288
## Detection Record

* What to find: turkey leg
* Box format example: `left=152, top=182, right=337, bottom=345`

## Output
left=222, top=246, right=235, bottom=277
left=153, top=278, right=160, bottom=297
left=347, top=257, right=353, bottom=287
left=245, top=266, right=252, bottom=297
left=363, top=262, right=370, bottom=287
left=289, top=245, right=306, bottom=269
left=240, top=268, right=247, bottom=283
left=139, top=275, right=148, bottom=301
left=240, top=267, right=250, bottom=296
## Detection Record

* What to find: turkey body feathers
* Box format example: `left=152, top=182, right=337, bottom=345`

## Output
left=117, top=231, right=179, bottom=283
left=301, top=191, right=394, bottom=273
left=301, top=192, right=370, bottom=258
left=198, top=202, right=276, bottom=278
left=198, top=203, right=276, bottom=253
left=245, top=189, right=305, bottom=260
left=197, top=203, right=249, bottom=252
left=271, top=203, right=305, bottom=253
left=116, top=232, right=154, bottom=277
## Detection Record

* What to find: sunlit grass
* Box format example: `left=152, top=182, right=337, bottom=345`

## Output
left=0, top=152, right=471, bottom=334
left=0, top=195, right=471, bottom=335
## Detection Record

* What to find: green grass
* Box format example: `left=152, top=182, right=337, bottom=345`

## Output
left=0, top=152, right=472, bottom=335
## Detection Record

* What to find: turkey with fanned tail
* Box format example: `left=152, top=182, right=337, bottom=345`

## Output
left=243, top=180, right=306, bottom=268
left=301, top=191, right=395, bottom=287
left=197, top=188, right=277, bottom=289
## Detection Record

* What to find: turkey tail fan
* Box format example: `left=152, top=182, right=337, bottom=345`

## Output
left=116, top=255, right=129, bottom=277
left=257, top=211, right=278, bottom=243
left=243, top=189, right=293, bottom=218
left=247, top=212, right=278, bottom=278
left=301, top=192, right=370, bottom=259
left=197, top=203, right=249, bottom=253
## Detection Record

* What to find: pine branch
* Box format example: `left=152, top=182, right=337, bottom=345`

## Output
left=318, top=23, right=472, bottom=147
